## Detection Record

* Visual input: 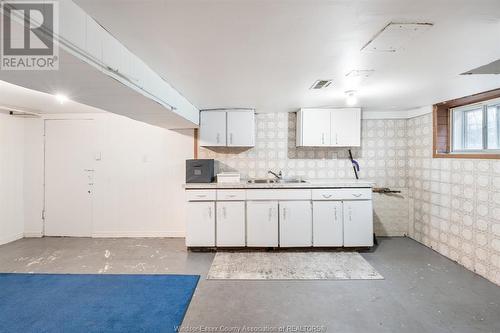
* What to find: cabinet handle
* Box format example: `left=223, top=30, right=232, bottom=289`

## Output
left=334, top=207, right=337, bottom=221
left=321, top=133, right=325, bottom=144
left=336, top=134, right=338, bottom=145
left=227, top=195, right=236, bottom=198
left=268, top=207, right=272, bottom=221
left=283, top=207, right=287, bottom=220
left=208, top=207, right=212, bottom=218
left=196, top=194, right=207, bottom=198
left=322, top=194, right=332, bottom=199
left=352, top=193, right=362, bottom=198
left=349, top=207, right=352, bottom=221
left=216, top=133, right=220, bottom=144
left=223, top=206, right=227, bottom=218
left=230, top=133, right=233, bottom=144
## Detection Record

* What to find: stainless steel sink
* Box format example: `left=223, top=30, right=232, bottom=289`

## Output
left=276, top=179, right=307, bottom=183
left=247, top=179, right=306, bottom=184
left=247, top=179, right=276, bottom=184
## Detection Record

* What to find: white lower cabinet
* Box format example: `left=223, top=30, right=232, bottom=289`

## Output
left=247, top=201, right=279, bottom=247
left=343, top=200, right=373, bottom=247
left=279, top=201, right=312, bottom=247
left=216, top=201, right=245, bottom=247
left=186, top=188, right=373, bottom=248
left=186, top=201, right=215, bottom=246
left=312, top=201, right=343, bottom=246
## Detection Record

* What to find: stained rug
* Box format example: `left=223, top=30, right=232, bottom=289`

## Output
left=207, top=252, right=383, bottom=280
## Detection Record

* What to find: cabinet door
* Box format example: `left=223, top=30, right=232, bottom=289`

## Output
left=330, top=108, right=361, bottom=146
left=186, top=202, right=215, bottom=246
left=200, top=111, right=226, bottom=146
left=343, top=200, right=373, bottom=247
left=247, top=201, right=278, bottom=247
left=279, top=201, right=312, bottom=247
left=227, top=111, right=255, bottom=147
left=312, top=201, right=343, bottom=246
left=299, top=109, right=331, bottom=146
left=216, top=201, right=245, bottom=247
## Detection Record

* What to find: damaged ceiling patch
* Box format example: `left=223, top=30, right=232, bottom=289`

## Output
left=361, top=22, right=434, bottom=52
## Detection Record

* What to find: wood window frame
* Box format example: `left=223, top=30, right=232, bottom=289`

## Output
left=433, top=88, right=500, bottom=159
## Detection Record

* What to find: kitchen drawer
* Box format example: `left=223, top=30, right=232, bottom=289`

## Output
left=312, top=188, right=371, bottom=200
left=246, top=189, right=311, bottom=201
left=217, top=190, right=246, bottom=201
left=186, top=190, right=216, bottom=201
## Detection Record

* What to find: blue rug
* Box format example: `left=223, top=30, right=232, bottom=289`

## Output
left=0, top=273, right=199, bottom=333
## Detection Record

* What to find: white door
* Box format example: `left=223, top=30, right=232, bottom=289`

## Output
left=199, top=111, right=226, bottom=146
left=330, top=108, right=361, bottom=146
left=343, top=200, right=373, bottom=247
left=312, top=201, right=343, bottom=246
left=216, top=201, right=245, bottom=247
left=279, top=201, right=312, bottom=247
left=227, top=111, right=255, bottom=147
left=300, top=109, right=331, bottom=146
left=247, top=201, right=278, bottom=247
left=44, top=119, right=97, bottom=237
left=186, top=201, right=215, bottom=246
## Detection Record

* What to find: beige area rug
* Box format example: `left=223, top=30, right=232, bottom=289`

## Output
left=207, top=252, right=384, bottom=280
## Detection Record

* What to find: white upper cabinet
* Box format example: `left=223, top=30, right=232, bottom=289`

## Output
left=227, top=111, right=255, bottom=147
left=296, top=109, right=331, bottom=146
left=331, top=108, right=361, bottom=146
left=296, top=108, right=361, bottom=147
left=200, top=110, right=255, bottom=147
left=200, top=111, right=227, bottom=146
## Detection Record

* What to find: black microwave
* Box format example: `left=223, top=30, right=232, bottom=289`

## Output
left=186, top=159, right=217, bottom=183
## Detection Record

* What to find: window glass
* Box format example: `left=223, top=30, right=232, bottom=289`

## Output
left=487, top=103, right=500, bottom=149
left=463, top=108, right=483, bottom=149
left=451, top=98, right=500, bottom=153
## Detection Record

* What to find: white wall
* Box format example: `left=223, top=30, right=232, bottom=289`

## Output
left=22, top=112, right=194, bottom=238
left=0, top=113, right=25, bottom=244
left=23, top=118, right=44, bottom=237
left=91, top=114, right=193, bottom=237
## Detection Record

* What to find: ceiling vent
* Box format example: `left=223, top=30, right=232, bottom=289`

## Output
left=361, top=22, right=433, bottom=52
left=310, top=80, right=332, bottom=90
left=461, top=59, right=500, bottom=75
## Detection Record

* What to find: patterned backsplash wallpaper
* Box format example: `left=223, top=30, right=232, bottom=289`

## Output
left=407, top=113, right=500, bottom=286
left=199, top=112, right=407, bottom=187
left=199, top=111, right=500, bottom=285
left=199, top=112, right=409, bottom=239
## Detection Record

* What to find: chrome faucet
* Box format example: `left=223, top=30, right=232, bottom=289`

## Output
left=268, top=170, right=283, bottom=180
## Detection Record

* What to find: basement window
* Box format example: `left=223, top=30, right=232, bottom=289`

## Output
left=451, top=98, right=500, bottom=153
left=433, top=88, right=500, bottom=159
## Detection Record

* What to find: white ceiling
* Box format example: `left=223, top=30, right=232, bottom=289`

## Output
left=0, top=47, right=197, bottom=128
left=0, top=79, right=104, bottom=115
left=74, top=0, right=500, bottom=112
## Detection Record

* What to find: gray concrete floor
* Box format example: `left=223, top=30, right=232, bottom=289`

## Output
left=0, top=237, right=499, bottom=333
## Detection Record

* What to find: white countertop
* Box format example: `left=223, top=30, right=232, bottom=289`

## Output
left=184, top=179, right=374, bottom=189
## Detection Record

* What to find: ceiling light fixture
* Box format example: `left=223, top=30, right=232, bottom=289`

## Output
left=55, top=93, right=69, bottom=104
left=345, top=90, right=357, bottom=106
